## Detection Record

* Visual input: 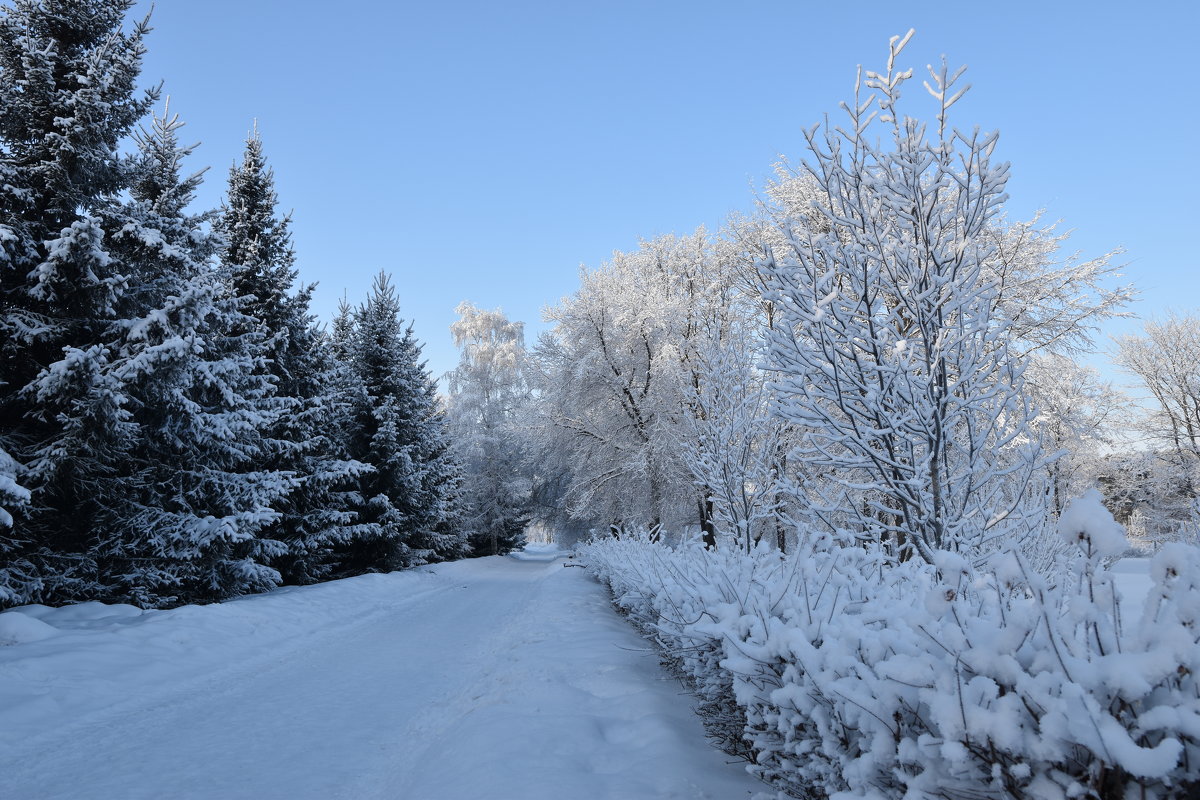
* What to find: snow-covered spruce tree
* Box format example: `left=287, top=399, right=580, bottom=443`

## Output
left=81, top=105, right=296, bottom=606
left=0, top=0, right=156, bottom=604
left=215, top=129, right=369, bottom=584
left=446, top=302, right=530, bottom=556
left=762, top=32, right=1045, bottom=563
left=0, top=443, right=32, bottom=604
left=0, top=445, right=27, bottom=529
left=332, top=273, right=467, bottom=574
left=215, top=126, right=295, bottom=334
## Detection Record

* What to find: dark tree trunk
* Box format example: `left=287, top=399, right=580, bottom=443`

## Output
left=698, top=496, right=717, bottom=550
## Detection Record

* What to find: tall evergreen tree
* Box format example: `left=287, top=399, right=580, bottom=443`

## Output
left=0, top=441, right=32, bottom=604
left=0, top=0, right=156, bottom=604
left=88, top=105, right=295, bottom=606
left=215, top=126, right=298, bottom=345
left=333, top=273, right=467, bottom=574
left=215, top=129, right=369, bottom=584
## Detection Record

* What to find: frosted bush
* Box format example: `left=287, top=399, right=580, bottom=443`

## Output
left=581, top=508, right=1200, bottom=799
left=1057, top=488, right=1128, bottom=557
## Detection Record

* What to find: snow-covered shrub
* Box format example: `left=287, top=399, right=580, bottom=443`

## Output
left=582, top=500, right=1200, bottom=799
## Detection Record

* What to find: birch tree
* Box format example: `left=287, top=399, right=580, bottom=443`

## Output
left=1116, top=313, right=1200, bottom=466
left=446, top=302, right=530, bottom=556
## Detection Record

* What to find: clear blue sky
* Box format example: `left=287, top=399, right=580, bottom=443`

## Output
left=130, top=0, right=1197, bottom=384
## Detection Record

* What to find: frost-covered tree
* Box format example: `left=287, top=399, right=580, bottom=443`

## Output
left=0, top=0, right=156, bottom=603
left=532, top=231, right=722, bottom=533
left=1025, top=354, right=1129, bottom=515
left=87, top=105, right=295, bottom=605
left=1116, top=313, right=1200, bottom=467
left=722, top=170, right=1132, bottom=558
left=983, top=214, right=1132, bottom=358
left=333, top=273, right=467, bottom=574
left=762, top=32, right=1045, bottom=562
left=446, top=302, right=530, bottom=556
left=680, top=328, right=789, bottom=553
left=216, top=129, right=368, bottom=584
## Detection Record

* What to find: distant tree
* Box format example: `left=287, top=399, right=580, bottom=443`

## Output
left=1099, top=450, right=1198, bottom=547
left=1109, top=313, right=1200, bottom=544
left=1024, top=354, right=1129, bottom=516
left=333, top=273, right=467, bottom=574
left=531, top=232, right=716, bottom=533
left=446, top=302, right=530, bottom=556
left=761, top=32, right=1045, bottom=562
left=1116, top=313, right=1200, bottom=467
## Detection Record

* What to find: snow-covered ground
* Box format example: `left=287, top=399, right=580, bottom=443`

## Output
left=0, top=544, right=763, bottom=799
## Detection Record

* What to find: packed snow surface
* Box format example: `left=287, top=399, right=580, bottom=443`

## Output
left=0, top=545, right=762, bottom=799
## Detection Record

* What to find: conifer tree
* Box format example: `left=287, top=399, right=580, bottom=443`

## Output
left=0, top=0, right=156, bottom=604
left=0, top=442, right=32, bottom=604
left=89, top=105, right=295, bottom=605
left=215, top=126, right=299, bottom=349
left=0, top=446, right=27, bottom=530
left=216, top=130, right=367, bottom=584
left=333, top=273, right=467, bottom=574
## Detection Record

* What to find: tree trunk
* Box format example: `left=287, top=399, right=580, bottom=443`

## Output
left=698, top=496, right=717, bottom=550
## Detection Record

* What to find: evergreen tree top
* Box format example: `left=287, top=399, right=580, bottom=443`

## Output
left=218, top=125, right=295, bottom=274
left=0, top=0, right=156, bottom=233
left=130, top=98, right=207, bottom=216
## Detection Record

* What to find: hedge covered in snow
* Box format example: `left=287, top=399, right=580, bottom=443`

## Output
left=581, top=495, right=1200, bottom=799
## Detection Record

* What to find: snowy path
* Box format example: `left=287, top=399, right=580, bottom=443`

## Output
left=0, top=550, right=763, bottom=799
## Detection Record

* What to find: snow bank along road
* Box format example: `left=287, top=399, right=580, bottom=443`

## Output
left=0, top=547, right=763, bottom=799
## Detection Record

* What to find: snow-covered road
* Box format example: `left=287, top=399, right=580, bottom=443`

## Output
left=0, top=548, right=763, bottom=799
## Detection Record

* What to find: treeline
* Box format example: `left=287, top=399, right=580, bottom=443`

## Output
left=516, top=112, right=1134, bottom=562
left=510, top=39, right=1196, bottom=560
left=0, top=1, right=472, bottom=608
